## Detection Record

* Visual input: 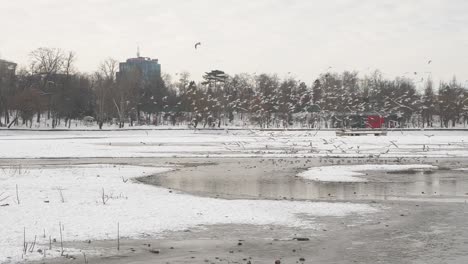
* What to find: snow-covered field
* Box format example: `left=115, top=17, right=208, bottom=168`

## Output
left=298, top=164, right=438, bottom=182
left=0, top=130, right=468, bottom=159
left=0, top=164, right=376, bottom=263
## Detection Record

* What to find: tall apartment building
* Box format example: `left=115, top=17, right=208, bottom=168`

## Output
left=116, top=50, right=161, bottom=82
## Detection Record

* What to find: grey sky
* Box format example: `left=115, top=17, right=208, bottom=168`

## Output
left=1, top=0, right=468, bottom=85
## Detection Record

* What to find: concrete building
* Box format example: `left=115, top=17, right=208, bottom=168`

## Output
left=0, top=59, right=17, bottom=77
left=116, top=51, right=161, bottom=82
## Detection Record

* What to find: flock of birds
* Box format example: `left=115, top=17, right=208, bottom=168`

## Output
left=181, top=42, right=466, bottom=127
left=218, top=130, right=466, bottom=163
left=192, top=40, right=467, bottom=88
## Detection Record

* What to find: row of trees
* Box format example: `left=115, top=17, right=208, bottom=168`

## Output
left=1, top=48, right=94, bottom=128
left=1, top=47, right=467, bottom=129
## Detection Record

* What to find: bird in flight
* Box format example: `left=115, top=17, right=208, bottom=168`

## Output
left=194, top=42, right=201, bottom=49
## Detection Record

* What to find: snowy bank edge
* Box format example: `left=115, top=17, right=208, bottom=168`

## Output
left=298, top=164, right=439, bottom=182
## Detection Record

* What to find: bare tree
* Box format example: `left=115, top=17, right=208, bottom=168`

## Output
left=421, top=78, right=436, bottom=127
left=95, top=58, right=118, bottom=128
left=99, top=58, right=118, bottom=81
left=29, top=48, right=65, bottom=89
left=29, top=48, right=66, bottom=124
left=64, top=51, right=76, bottom=76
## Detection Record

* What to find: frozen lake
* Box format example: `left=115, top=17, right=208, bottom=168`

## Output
left=142, top=157, right=468, bottom=203
left=1, top=129, right=468, bottom=264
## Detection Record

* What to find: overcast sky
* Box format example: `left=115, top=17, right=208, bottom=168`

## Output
left=1, top=0, right=468, bottom=85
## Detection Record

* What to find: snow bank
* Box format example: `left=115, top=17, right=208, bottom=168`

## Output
left=0, top=164, right=376, bottom=263
left=298, top=164, right=438, bottom=182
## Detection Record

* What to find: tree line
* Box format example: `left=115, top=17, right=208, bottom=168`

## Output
left=1, top=47, right=467, bottom=129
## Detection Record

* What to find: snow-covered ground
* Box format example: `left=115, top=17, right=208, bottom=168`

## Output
left=0, top=130, right=468, bottom=159
left=0, top=164, right=376, bottom=263
left=298, top=164, right=438, bottom=182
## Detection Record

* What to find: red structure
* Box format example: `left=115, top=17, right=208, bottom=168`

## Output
left=366, top=115, right=385, bottom=129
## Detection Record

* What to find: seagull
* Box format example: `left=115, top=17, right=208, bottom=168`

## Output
left=194, top=42, right=201, bottom=49
left=381, top=148, right=390, bottom=154
left=389, top=140, right=399, bottom=148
